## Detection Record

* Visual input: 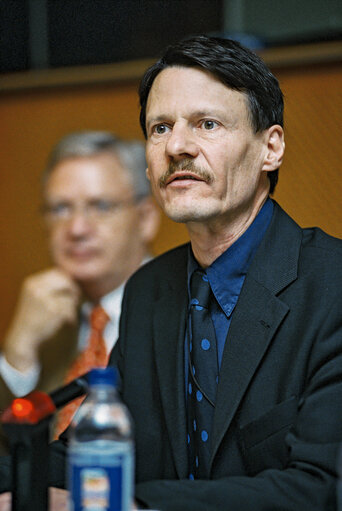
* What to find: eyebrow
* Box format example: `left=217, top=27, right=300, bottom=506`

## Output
left=45, top=195, right=123, bottom=205
left=146, top=115, right=168, bottom=129
left=146, top=109, right=229, bottom=128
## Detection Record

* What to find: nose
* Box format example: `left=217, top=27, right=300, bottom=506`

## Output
left=166, top=122, right=199, bottom=160
left=66, top=211, right=93, bottom=237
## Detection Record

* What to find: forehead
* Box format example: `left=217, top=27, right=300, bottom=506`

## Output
left=44, top=153, right=134, bottom=200
left=146, top=66, right=249, bottom=122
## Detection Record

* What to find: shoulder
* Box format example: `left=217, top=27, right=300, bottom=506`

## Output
left=302, top=225, right=342, bottom=254
left=130, top=243, right=189, bottom=282
left=272, top=200, right=342, bottom=260
left=117, top=244, right=190, bottom=337
left=123, top=243, right=189, bottom=297
left=299, top=226, right=342, bottom=287
left=272, top=202, right=342, bottom=292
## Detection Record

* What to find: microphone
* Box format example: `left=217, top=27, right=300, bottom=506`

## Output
left=49, top=371, right=90, bottom=409
left=1, top=372, right=90, bottom=427
left=0, top=372, right=91, bottom=511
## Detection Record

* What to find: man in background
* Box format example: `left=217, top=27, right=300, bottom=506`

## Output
left=0, top=131, right=160, bottom=451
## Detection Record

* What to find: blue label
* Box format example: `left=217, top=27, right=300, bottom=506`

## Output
left=71, top=463, right=123, bottom=510
left=69, top=445, right=133, bottom=511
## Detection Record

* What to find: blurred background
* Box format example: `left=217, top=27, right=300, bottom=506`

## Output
left=0, top=0, right=341, bottom=339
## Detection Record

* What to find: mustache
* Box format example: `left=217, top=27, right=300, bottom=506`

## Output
left=159, top=159, right=213, bottom=188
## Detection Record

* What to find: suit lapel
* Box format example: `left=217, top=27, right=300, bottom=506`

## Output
left=210, top=202, right=302, bottom=467
left=153, top=248, right=190, bottom=479
left=210, top=278, right=289, bottom=465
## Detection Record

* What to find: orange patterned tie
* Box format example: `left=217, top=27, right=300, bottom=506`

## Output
left=54, top=305, right=110, bottom=438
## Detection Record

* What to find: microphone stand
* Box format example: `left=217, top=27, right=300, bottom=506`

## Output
left=1, top=374, right=89, bottom=511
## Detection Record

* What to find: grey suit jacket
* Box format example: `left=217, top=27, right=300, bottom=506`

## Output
left=111, top=201, right=342, bottom=510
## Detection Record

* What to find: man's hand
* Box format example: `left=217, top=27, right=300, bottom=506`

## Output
left=3, top=268, right=80, bottom=372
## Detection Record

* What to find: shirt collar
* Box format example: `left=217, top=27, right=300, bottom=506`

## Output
left=81, top=284, right=125, bottom=324
left=188, top=198, right=274, bottom=318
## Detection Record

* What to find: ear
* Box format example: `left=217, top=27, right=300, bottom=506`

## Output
left=137, top=196, right=160, bottom=244
left=146, top=167, right=151, bottom=181
left=262, top=125, right=285, bottom=172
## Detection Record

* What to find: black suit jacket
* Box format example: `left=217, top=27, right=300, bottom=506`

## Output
left=3, top=202, right=340, bottom=510
left=111, top=202, right=342, bottom=510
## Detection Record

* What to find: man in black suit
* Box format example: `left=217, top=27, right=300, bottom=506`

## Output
left=1, top=35, right=342, bottom=511
left=111, top=36, right=342, bottom=510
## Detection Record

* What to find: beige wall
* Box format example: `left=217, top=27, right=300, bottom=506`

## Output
left=0, top=58, right=341, bottom=340
left=274, top=63, right=342, bottom=235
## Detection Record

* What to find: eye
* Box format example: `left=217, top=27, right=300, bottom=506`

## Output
left=91, top=199, right=113, bottom=213
left=47, top=202, right=71, bottom=217
left=153, top=124, right=170, bottom=135
left=201, top=120, right=218, bottom=130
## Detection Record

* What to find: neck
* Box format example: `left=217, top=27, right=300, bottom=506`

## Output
left=80, top=281, right=118, bottom=304
left=188, top=194, right=269, bottom=268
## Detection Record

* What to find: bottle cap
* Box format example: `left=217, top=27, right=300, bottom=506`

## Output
left=88, top=367, right=118, bottom=387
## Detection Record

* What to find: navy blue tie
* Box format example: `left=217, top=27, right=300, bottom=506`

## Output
left=187, top=269, right=219, bottom=479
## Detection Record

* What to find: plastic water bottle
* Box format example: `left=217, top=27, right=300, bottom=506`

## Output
left=68, top=367, right=134, bottom=511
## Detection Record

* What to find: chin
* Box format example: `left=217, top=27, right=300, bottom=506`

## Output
left=63, top=262, right=101, bottom=282
left=165, top=202, right=218, bottom=224
left=73, top=273, right=101, bottom=287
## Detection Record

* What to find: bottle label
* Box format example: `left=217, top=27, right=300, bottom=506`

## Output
left=81, top=467, right=110, bottom=508
left=68, top=442, right=133, bottom=511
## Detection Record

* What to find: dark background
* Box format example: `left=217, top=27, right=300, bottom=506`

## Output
left=1, top=0, right=342, bottom=73
left=1, top=0, right=222, bottom=72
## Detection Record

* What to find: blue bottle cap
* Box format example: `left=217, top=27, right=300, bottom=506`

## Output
left=88, top=367, right=118, bottom=386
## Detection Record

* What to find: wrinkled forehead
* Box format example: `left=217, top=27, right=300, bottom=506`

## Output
left=146, top=66, right=250, bottom=126
left=43, top=154, right=135, bottom=201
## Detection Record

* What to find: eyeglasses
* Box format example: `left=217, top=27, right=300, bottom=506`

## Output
left=43, top=198, right=136, bottom=224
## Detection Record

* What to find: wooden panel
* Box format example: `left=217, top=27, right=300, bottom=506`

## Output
left=274, top=63, right=342, bottom=238
left=0, top=59, right=341, bottom=340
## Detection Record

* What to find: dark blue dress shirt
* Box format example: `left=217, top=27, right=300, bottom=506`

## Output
left=186, top=198, right=274, bottom=390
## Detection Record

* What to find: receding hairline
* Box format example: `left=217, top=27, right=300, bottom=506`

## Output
left=41, top=132, right=151, bottom=200
left=145, top=64, right=254, bottom=133
left=42, top=148, right=125, bottom=185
